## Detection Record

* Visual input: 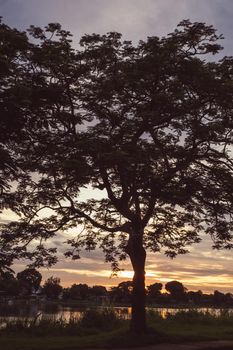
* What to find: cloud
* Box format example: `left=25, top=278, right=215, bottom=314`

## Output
left=9, top=225, right=233, bottom=292
left=1, top=0, right=233, bottom=47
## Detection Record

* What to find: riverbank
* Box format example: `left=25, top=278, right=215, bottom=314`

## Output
left=1, top=309, right=233, bottom=350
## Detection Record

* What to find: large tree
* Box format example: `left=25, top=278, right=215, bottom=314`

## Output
left=1, top=20, right=233, bottom=332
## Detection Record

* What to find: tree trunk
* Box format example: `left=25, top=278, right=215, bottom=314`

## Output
left=126, top=232, right=147, bottom=333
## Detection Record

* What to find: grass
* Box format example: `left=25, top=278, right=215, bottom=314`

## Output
left=1, top=308, right=233, bottom=350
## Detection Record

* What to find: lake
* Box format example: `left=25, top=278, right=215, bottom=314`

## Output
left=0, top=302, right=233, bottom=322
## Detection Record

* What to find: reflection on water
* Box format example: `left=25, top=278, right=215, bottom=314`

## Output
left=151, top=307, right=233, bottom=319
left=0, top=302, right=233, bottom=322
left=0, top=303, right=132, bottom=322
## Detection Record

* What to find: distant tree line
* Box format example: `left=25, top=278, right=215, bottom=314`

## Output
left=146, top=281, right=233, bottom=307
left=0, top=269, right=232, bottom=307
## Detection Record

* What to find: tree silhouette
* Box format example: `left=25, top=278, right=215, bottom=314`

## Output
left=17, top=268, right=42, bottom=294
left=110, top=281, right=133, bottom=303
left=69, top=283, right=89, bottom=300
left=0, top=271, right=20, bottom=296
left=165, top=280, right=186, bottom=302
left=43, top=276, right=63, bottom=299
left=147, top=283, right=163, bottom=301
left=1, top=20, right=233, bottom=332
left=0, top=20, right=59, bottom=272
left=0, top=20, right=30, bottom=200
left=90, top=285, right=108, bottom=297
left=187, top=290, right=203, bottom=305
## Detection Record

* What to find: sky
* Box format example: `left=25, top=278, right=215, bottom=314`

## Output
left=1, top=0, right=233, bottom=293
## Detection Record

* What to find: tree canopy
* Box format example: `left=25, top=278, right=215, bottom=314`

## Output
left=0, top=19, right=38, bottom=203
left=165, top=280, right=186, bottom=300
left=1, top=19, right=233, bottom=331
left=17, top=268, right=42, bottom=293
left=43, top=276, right=63, bottom=299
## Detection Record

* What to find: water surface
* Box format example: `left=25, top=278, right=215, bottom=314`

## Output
left=0, top=302, right=232, bottom=322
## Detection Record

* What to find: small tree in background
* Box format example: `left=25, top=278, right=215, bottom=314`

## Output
left=187, top=290, right=203, bottom=305
left=147, top=283, right=163, bottom=301
left=165, top=280, right=187, bottom=302
left=17, top=268, right=42, bottom=294
left=69, top=283, right=89, bottom=300
left=110, top=281, right=133, bottom=303
left=90, top=285, right=108, bottom=300
left=43, top=277, right=63, bottom=299
left=1, top=20, right=233, bottom=332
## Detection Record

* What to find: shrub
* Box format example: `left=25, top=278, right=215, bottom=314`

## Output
left=80, top=308, right=121, bottom=329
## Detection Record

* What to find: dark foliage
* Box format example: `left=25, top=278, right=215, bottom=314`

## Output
left=1, top=19, right=233, bottom=331
left=43, top=276, right=63, bottom=299
left=17, top=268, right=42, bottom=294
